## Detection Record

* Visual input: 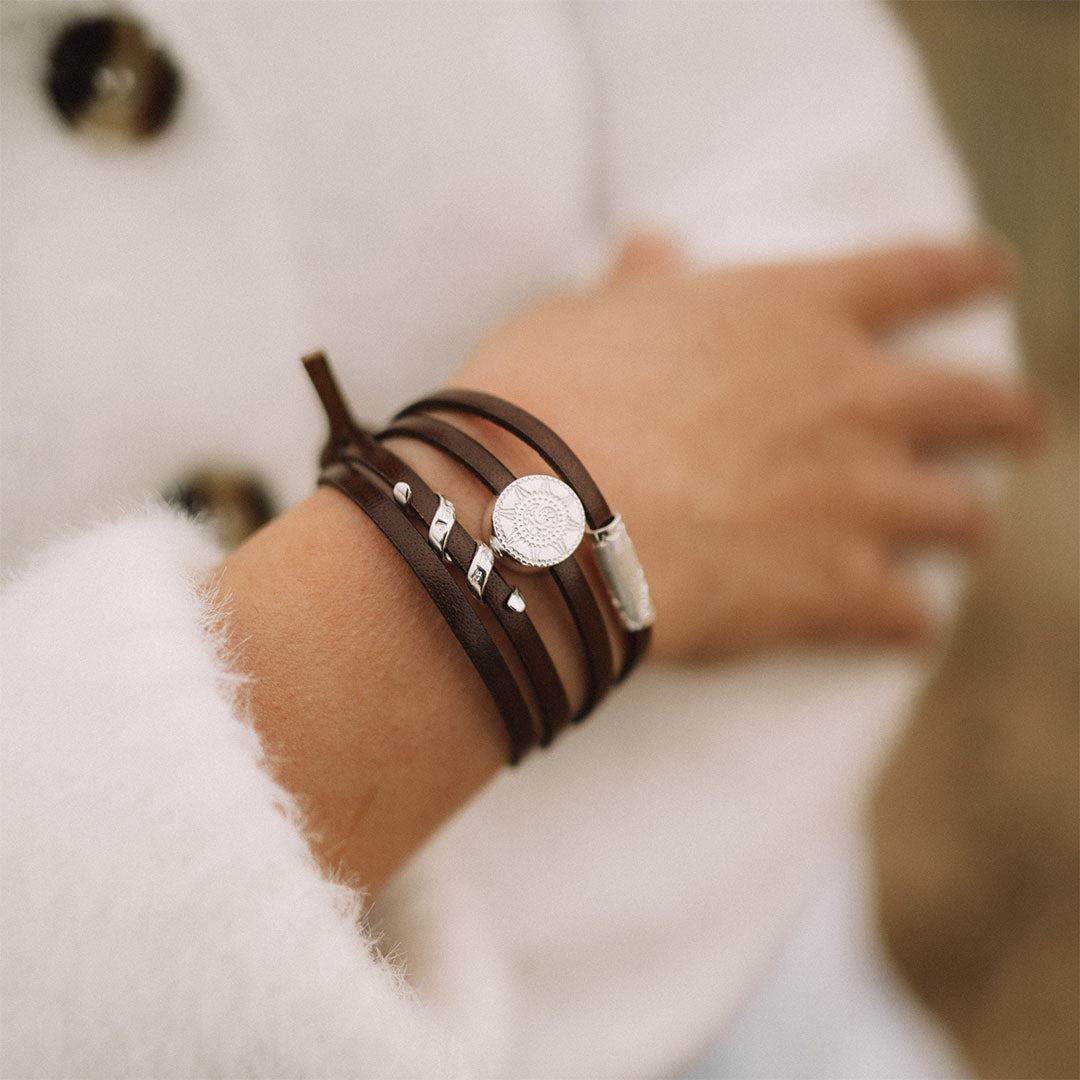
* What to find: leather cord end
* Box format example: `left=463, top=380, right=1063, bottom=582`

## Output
left=303, top=351, right=361, bottom=466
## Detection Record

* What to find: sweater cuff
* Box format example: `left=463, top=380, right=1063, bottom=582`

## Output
left=0, top=505, right=479, bottom=1077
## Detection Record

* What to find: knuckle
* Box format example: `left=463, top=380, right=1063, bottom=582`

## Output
left=815, top=365, right=891, bottom=430
left=836, top=538, right=887, bottom=596
left=836, top=383, right=894, bottom=434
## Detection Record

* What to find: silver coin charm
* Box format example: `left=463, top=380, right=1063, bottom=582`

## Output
left=489, top=474, right=586, bottom=570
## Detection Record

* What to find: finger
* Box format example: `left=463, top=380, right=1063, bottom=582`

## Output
left=882, top=364, right=1050, bottom=453
left=812, top=237, right=1017, bottom=331
left=829, top=547, right=934, bottom=647
left=847, top=462, right=989, bottom=550
left=786, top=527, right=937, bottom=643
left=607, top=231, right=684, bottom=282
left=853, top=569, right=936, bottom=648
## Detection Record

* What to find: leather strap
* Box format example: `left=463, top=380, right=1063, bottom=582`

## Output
left=318, top=461, right=535, bottom=763
left=396, top=390, right=612, bottom=526
left=380, top=415, right=615, bottom=722
left=304, top=350, right=363, bottom=470
left=395, top=389, right=651, bottom=680
left=338, top=434, right=571, bottom=745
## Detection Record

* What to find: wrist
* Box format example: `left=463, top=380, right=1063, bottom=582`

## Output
left=205, top=484, right=507, bottom=894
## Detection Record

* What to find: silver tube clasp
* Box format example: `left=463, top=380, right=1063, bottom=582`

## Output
left=588, top=514, right=655, bottom=632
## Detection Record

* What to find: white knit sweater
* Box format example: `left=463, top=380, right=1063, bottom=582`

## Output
left=1, top=3, right=1013, bottom=1076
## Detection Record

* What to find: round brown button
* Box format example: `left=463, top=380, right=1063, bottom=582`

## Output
left=166, top=470, right=275, bottom=552
left=46, top=16, right=181, bottom=143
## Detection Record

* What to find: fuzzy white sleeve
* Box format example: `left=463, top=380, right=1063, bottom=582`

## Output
left=579, top=2, right=979, bottom=259
left=0, top=507, right=476, bottom=1078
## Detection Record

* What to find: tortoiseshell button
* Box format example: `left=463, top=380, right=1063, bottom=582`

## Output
left=166, top=470, right=275, bottom=552
left=46, top=15, right=181, bottom=144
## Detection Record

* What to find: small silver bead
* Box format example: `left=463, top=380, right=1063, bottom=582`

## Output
left=392, top=481, right=412, bottom=506
left=505, top=588, right=526, bottom=614
left=466, top=544, right=495, bottom=600
left=428, top=494, right=456, bottom=560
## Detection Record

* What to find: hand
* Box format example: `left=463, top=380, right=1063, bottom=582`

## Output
left=454, top=236, right=1046, bottom=662
left=208, top=235, right=1046, bottom=890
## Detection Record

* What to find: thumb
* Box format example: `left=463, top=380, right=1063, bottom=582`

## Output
left=607, top=231, right=684, bottom=282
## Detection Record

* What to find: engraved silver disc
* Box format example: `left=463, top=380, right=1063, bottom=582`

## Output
left=490, top=474, right=586, bottom=569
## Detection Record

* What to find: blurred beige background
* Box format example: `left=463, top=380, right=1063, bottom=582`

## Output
left=874, top=4, right=1078, bottom=1079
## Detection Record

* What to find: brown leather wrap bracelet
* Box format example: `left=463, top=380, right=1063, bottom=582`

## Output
left=305, top=351, right=653, bottom=759
left=394, top=389, right=653, bottom=680
left=380, top=414, right=615, bottom=722
left=336, top=434, right=571, bottom=746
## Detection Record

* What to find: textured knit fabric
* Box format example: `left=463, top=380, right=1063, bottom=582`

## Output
left=1, top=3, right=1013, bottom=1076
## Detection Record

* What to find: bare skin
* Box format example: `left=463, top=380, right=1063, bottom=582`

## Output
left=207, top=236, right=1046, bottom=895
